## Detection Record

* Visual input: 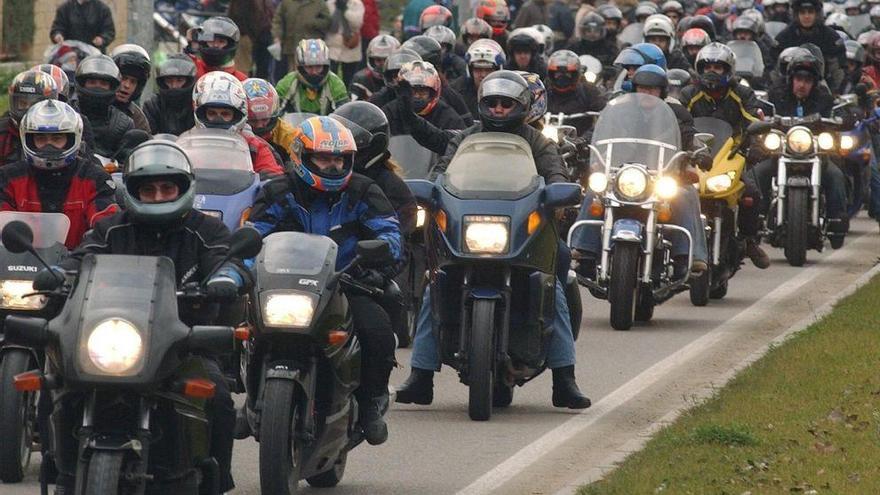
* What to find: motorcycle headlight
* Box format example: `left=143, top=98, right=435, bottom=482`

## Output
left=763, top=132, right=782, bottom=151
left=86, top=319, right=143, bottom=375
left=786, top=127, right=813, bottom=154
left=840, top=134, right=856, bottom=151
left=706, top=173, right=733, bottom=193
left=817, top=132, right=835, bottom=151
left=416, top=206, right=426, bottom=228
left=588, top=172, right=608, bottom=193
left=655, top=176, right=678, bottom=199
left=615, top=166, right=649, bottom=200
left=740, top=78, right=750, bottom=88
left=464, top=215, right=510, bottom=254
left=542, top=125, right=559, bottom=143
left=263, top=292, right=316, bottom=327
left=0, top=280, right=45, bottom=310
left=584, top=71, right=598, bottom=84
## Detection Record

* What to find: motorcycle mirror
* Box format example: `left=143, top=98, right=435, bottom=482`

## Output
left=356, top=240, right=393, bottom=265
left=405, top=179, right=434, bottom=204
left=746, top=121, right=772, bottom=135
left=543, top=182, right=583, bottom=208
left=1, top=221, right=35, bottom=254
left=227, top=227, right=263, bottom=260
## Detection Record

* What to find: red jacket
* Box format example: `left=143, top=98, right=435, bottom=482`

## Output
left=0, top=159, right=119, bottom=249
left=244, top=133, right=284, bottom=178
left=192, top=56, right=249, bottom=82
left=361, top=0, right=380, bottom=40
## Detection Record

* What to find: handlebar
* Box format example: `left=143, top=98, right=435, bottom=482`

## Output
left=339, top=273, right=385, bottom=298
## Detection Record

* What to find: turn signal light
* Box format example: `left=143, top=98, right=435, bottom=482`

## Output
left=183, top=378, right=216, bottom=399
left=435, top=210, right=447, bottom=232
left=742, top=196, right=754, bottom=208
left=234, top=326, right=250, bottom=341
left=589, top=200, right=604, bottom=217
left=658, top=205, right=672, bottom=223
left=527, top=211, right=541, bottom=234
left=13, top=371, right=41, bottom=392
left=328, top=330, right=349, bottom=346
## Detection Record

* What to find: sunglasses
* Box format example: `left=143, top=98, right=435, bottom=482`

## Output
left=484, top=97, right=515, bottom=109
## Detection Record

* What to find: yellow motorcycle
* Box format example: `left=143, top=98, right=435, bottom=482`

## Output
left=690, top=117, right=748, bottom=305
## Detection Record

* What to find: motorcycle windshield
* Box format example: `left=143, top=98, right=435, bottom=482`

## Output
left=617, top=23, right=643, bottom=46
left=591, top=93, right=681, bottom=172
left=177, top=128, right=254, bottom=172
left=727, top=40, right=764, bottom=78
left=765, top=22, right=786, bottom=38
left=849, top=15, right=870, bottom=37
left=389, top=135, right=435, bottom=179
left=281, top=112, right=318, bottom=128
left=443, top=133, right=540, bottom=199
left=0, top=212, right=70, bottom=250
left=694, top=117, right=734, bottom=158
left=262, top=232, right=337, bottom=276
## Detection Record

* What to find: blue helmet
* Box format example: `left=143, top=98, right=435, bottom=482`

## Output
left=631, top=64, right=669, bottom=98
left=630, top=43, right=668, bottom=69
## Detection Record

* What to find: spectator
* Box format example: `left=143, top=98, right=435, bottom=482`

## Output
left=326, top=0, right=366, bottom=87
left=50, top=0, right=115, bottom=53
left=228, top=0, right=276, bottom=79
left=361, top=0, right=381, bottom=56
left=548, top=0, right=575, bottom=43
left=273, top=0, right=333, bottom=69
left=514, top=0, right=549, bottom=29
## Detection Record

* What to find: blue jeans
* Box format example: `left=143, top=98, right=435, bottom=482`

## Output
left=870, top=143, right=880, bottom=219
left=410, top=281, right=577, bottom=370
left=570, top=188, right=709, bottom=263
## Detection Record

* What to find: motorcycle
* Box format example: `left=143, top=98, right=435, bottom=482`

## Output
left=406, top=132, right=582, bottom=421
left=569, top=93, right=694, bottom=331
left=833, top=98, right=878, bottom=218
left=0, top=212, right=70, bottom=483
left=689, top=118, right=748, bottom=305
left=177, top=128, right=262, bottom=232
left=242, top=231, right=392, bottom=493
left=0, top=222, right=260, bottom=494
left=749, top=114, right=846, bottom=266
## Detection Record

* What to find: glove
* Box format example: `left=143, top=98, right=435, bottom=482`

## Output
left=397, top=84, right=417, bottom=123
left=205, top=276, right=239, bottom=300
left=355, top=268, right=387, bottom=288
left=33, top=268, right=64, bottom=291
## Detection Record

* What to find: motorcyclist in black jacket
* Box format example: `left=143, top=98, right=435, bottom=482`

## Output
left=142, top=54, right=198, bottom=136
left=74, top=54, right=136, bottom=158
left=424, top=25, right=469, bottom=82
left=351, top=35, right=400, bottom=101
left=401, top=36, right=473, bottom=121
left=506, top=28, right=548, bottom=78
left=546, top=50, right=607, bottom=137
left=774, top=0, right=846, bottom=91
left=110, top=44, right=152, bottom=132
left=568, top=13, right=621, bottom=68
left=449, top=39, right=507, bottom=120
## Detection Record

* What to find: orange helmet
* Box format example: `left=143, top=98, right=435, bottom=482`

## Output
left=290, top=116, right=357, bottom=192
left=475, top=0, right=510, bottom=37
left=399, top=61, right=442, bottom=116
left=420, top=5, right=453, bottom=32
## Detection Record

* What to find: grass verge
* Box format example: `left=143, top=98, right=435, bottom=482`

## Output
left=580, top=273, right=880, bottom=495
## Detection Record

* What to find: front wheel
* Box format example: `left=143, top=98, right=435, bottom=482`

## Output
left=608, top=243, right=640, bottom=330
left=84, top=451, right=124, bottom=495
left=468, top=299, right=496, bottom=421
left=260, top=379, right=302, bottom=495
left=0, top=350, right=37, bottom=483
left=689, top=269, right=710, bottom=306
left=305, top=452, right=346, bottom=488
left=784, top=188, right=810, bottom=267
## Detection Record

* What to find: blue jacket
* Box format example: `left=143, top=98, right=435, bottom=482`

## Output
left=248, top=173, right=403, bottom=270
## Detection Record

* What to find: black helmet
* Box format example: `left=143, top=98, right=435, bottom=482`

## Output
left=477, top=70, right=531, bottom=132
left=330, top=101, right=390, bottom=171
left=507, top=28, right=540, bottom=55
left=155, top=54, right=197, bottom=107
left=8, top=70, right=59, bottom=126
left=401, top=36, right=442, bottom=68
left=800, top=42, right=825, bottom=77
left=666, top=68, right=691, bottom=98
left=689, top=15, right=717, bottom=40
left=75, top=54, right=122, bottom=117
left=787, top=52, right=821, bottom=84
left=110, top=44, right=151, bottom=102
left=122, top=140, right=195, bottom=225
left=195, top=16, right=240, bottom=67
left=791, top=0, right=821, bottom=12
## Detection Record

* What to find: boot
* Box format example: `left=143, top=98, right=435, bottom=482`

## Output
left=572, top=250, right=597, bottom=281
left=394, top=368, right=434, bottom=405
left=233, top=404, right=252, bottom=440
left=551, top=365, right=592, bottom=409
left=673, top=256, right=707, bottom=280
left=358, top=394, right=389, bottom=445
left=828, top=216, right=848, bottom=249
left=745, top=238, right=770, bottom=269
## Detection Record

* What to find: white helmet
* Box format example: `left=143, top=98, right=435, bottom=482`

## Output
left=533, top=24, right=554, bottom=56
left=643, top=14, right=676, bottom=50
left=193, top=71, right=248, bottom=132
left=826, top=12, right=852, bottom=36
left=465, top=39, right=506, bottom=73
left=20, top=100, right=83, bottom=170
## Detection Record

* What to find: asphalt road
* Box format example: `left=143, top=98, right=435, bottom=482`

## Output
left=5, top=216, right=878, bottom=495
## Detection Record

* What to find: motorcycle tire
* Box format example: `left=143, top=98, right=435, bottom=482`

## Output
left=784, top=188, right=810, bottom=267
left=710, top=277, right=729, bottom=299
left=260, top=379, right=303, bottom=495
left=689, top=269, right=711, bottom=307
left=634, top=284, right=654, bottom=322
left=492, top=382, right=514, bottom=408
left=468, top=299, right=496, bottom=421
left=306, top=452, right=347, bottom=488
left=609, top=243, right=639, bottom=330
left=84, top=451, right=124, bottom=495
left=0, top=350, right=36, bottom=483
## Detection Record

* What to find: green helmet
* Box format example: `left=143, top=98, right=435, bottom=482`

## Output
left=122, top=140, right=195, bottom=225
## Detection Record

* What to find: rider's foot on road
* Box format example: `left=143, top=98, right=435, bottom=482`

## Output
left=746, top=239, right=770, bottom=269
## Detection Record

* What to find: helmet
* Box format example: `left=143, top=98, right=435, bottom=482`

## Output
left=661, top=0, right=684, bottom=16
left=383, top=49, right=422, bottom=87
left=243, top=78, right=280, bottom=136
left=547, top=49, right=581, bottom=92
left=787, top=52, right=821, bottom=81
left=631, top=42, right=668, bottom=69
left=739, top=8, right=766, bottom=35
left=330, top=101, right=390, bottom=171
left=155, top=54, right=197, bottom=105
left=844, top=0, right=862, bottom=12
left=122, top=140, right=195, bottom=225
left=399, top=60, right=442, bottom=115
left=643, top=14, right=676, bottom=49
left=420, top=5, right=453, bottom=31
left=466, top=38, right=506, bottom=76
left=75, top=54, right=121, bottom=116
left=632, top=64, right=669, bottom=98
left=779, top=46, right=812, bottom=73
left=477, top=70, right=530, bottom=132
left=579, top=13, right=607, bottom=42
left=507, top=28, right=541, bottom=56
left=845, top=39, right=866, bottom=64
left=194, top=16, right=240, bottom=67
left=826, top=12, right=851, bottom=35
left=868, top=31, right=880, bottom=62
left=533, top=25, right=554, bottom=56
left=111, top=44, right=151, bottom=103
left=688, top=15, right=717, bottom=40
left=731, top=15, right=760, bottom=39
left=598, top=4, right=623, bottom=23
left=366, top=34, right=401, bottom=73
left=475, top=0, right=511, bottom=37
left=800, top=42, right=826, bottom=75
left=193, top=71, right=248, bottom=132
left=695, top=42, right=736, bottom=90
left=791, top=0, right=821, bottom=12
left=19, top=100, right=82, bottom=171
left=290, top=116, right=357, bottom=192
left=666, top=68, right=691, bottom=98
left=513, top=71, right=547, bottom=124
left=872, top=4, right=880, bottom=17
left=31, top=64, right=70, bottom=101
left=402, top=35, right=443, bottom=68
left=858, top=29, right=877, bottom=47
left=682, top=28, right=712, bottom=55
left=734, top=0, right=755, bottom=11
left=296, top=39, right=331, bottom=89
left=712, top=0, right=732, bottom=18
left=635, top=3, right=659, bottom=20
left=823, top=2, right=838, bottom=18
left=425, top=25, right=457, bottom=52
left=461, top=17, right=493, bottom=44
left=8, top=70, right=58, bottom=125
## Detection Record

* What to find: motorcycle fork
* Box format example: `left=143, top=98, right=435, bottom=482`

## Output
left=599, top=207, right=614, bottom=281
left=641, top=209, right=657, bottom=283
left=776, top=158, right=788, bottom=228
left=810, top=159, right=821, bottom=227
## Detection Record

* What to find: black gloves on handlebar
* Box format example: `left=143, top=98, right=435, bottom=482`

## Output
left=205, top=275, right=239, bottom=300
left=354, top=268, right=387, bottom=289
left=33, top=267, right=65, bottom=291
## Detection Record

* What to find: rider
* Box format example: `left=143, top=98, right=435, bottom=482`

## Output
left=506, top=28, right=548, bottom=78
left=681, top=28, right=713, bottom=68
left=774, top=0, right=846, bottom=91
left=476, top=0, right=512, bottom=49
left=0, top=70, right=59, bottom=166
left=767, top=0, right=792, bottom=23
left=395, top=70, right=592, bottom=410
left=0, top=100, right=118, bottom=249
left=192, top=72, right=284, bottom=178
left=425, top=25, right=469, bottom=81
left=419, top=4, right=455, bottom=33
left=450, top=39, right=507, bottom=119
left=840, top=39, right=866, bottom=95
left=276, top=39, right=349, bottom=116
left=568, top=12, right=621, bottom=68
left=643, top=14, right=691, bottom=70
left=142, top=54, right=198, bottom=136
left=456, top=16, right=493, bottom=56
left=545, top=49, right=607, bottom=137
left=351, top=35, right=401, bottom=101
left=74, top=54, right=136, bottom=158
left=597, top=4, right=624, bottom=41
left=401, top=35, right=473, bottom=121
left=243, top=78, right=296, bottom=168
left=46, top=139, right=250, bottom=494
left=110, top=43, right=152, bottom=132
left=248, top=115, right=401, bottom=445
left=190, top=16, right=248, bottom=81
